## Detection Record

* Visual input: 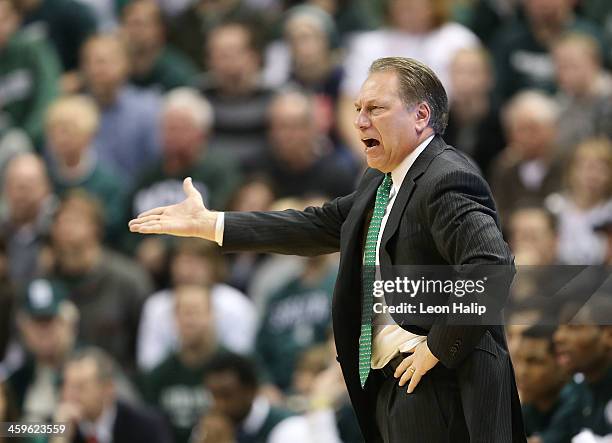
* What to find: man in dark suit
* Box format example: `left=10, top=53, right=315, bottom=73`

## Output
left=52, top=347, right=173, bottom=443
left=130, top=57, right=526, bottom=442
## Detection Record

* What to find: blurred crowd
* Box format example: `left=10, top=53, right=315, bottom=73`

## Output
left=0, top=0, right=611, bottom=442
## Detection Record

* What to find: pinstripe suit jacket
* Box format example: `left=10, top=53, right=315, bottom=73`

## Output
left=222, top=135, right=526, bottom=442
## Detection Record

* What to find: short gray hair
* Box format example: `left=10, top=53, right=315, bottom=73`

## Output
left=163, top=87, right=214, bottom=131
left=369, top=57, right=449, bottom=134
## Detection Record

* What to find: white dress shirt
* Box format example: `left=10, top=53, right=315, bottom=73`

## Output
left=215, top=135, right=435, bottom=370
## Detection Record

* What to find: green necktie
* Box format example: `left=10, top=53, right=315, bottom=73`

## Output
left=359, top=173, right=393, bottom=388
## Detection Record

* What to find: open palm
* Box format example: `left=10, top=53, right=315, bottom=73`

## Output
left=128, top=177, right=216, bottom=240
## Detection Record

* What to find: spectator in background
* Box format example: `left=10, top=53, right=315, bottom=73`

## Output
left=514, top=325, right=578, bottom=443
left=44, top=95, right=125, bottom=242
left=0, top=130, right=33, bottom=189
left=490, top=90, right=563, bottom=225
left=52, top=348, right=173, bottom=443
left=202, top=352, right=312, bottom=443
left=444, top=47, right=506, bottom=177
left=265, top=5, right=346, bottom=151
left=141, top=285, right=219, bottom=443
left=507, top=205, right=559, bottom=266
left=13, top=0, right=96, bottom=72
left=250, top=90, right=355, bottom=199
left=199, top=21, right=274, bottom=168
left=128, top=88, right=240, bottom=221
left=338, top=0, right=479, bottom=158
left=552, top=32, right=612, bottom=153
left=0, top=380, right=19, bottom=434
left=225, top=176, right=276, bottom=292
left=168, top=0, right=271, bottom=69
left=0, top=0, right=60, bottom=146
left=81, top=34, right=161, bottom=185
left=255, top=253, right=336, bottom=393
left=138, top=239, right=256, bottom=371
left=0, top=237, right=16, bottom=371
left=0, top=153, right=57, bottom=287
left=7, top=279, right=77, bottom=421
left=122, top=0, right=197, bottom=93
left=554, top=301, right=612, bottom=439
left=491, top=0, right=606, bottom=100
left=545, top=138, right=612, bottom=264
left=48, top=193, right=152, bottom=372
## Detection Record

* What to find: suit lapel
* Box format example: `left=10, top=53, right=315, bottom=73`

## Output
left=379, top=135, right=446, bottom=263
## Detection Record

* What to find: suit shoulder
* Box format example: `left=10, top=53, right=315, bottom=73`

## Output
left=426, top=145, right=488, bottom=187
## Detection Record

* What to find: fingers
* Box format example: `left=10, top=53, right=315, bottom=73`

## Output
left=129, top=214, right=165, bottom=229
left=183, top=177, right=202, bottom=200
left=393, top=354, right=414, bottom=378
left=398, top=366, right=416, bottom=387
left=129, top=221, right=165, bottom=234
left=134, top=205, right=169, bottom=219
left=407, top=370, right=423, bottom=394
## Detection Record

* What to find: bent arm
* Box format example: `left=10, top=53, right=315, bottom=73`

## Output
left=423, top=168, right=515, bottom=368
left=222, top=191, right=356, bottom=256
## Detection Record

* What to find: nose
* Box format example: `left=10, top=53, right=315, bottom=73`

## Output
left=354, top=110, right=371, bottom=130
left=553, top=326, right=566, bottom=346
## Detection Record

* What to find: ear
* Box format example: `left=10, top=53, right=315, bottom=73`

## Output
left=414, top=102, right=431, bottom=134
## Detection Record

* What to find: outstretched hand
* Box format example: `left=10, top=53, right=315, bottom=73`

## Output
left=128, top=177, right=218, bottom=241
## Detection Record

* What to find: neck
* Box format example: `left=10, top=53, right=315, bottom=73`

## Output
left=130, top=46, right=161, bottom=76
left=57, top=152, right=90, bottom=180
left=179, top=337, right=215, bottom=367
left=531, top=388, right=561, bottom=413
left=583, top=357, right=611, bottom=384
left=571, top=189, right=603, bottom=210
left=93, top=87, right=120, bottom=108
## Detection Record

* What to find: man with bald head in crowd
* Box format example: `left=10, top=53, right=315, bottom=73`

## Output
left=490, top=90, right=564, bottom=225
left=249, top=89, right=355, bottom=199
left=0, top=153, right=57, bottom=286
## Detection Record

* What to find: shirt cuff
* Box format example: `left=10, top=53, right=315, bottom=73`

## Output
left=214, top=212, right=225, bottom=246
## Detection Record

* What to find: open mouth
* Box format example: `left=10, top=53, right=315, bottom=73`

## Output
left=362, top=138, right=380, bottom=149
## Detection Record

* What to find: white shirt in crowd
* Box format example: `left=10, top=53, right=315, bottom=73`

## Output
left=137, top=284, right=257, bottom=371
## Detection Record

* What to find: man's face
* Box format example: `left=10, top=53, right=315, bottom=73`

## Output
left=175, top=287, right=212, bottom=347
left=524, top=0, right=570, bottom=25
left=205, top=372, right=254, bottom=424
left=269, top=96, right=316, bottom=168
left=3, top=157, right=49, bottom=225
left=46, top=113, right=92, bottom=164
left=509, top=209, right=557, bottom=265
left=514, top=336, right=564, bottom=404
left=51, top=207, right=99, bottom=275
left=553, top=43, right=597, bottom=96
left=450, top=50, right=492, bottom=100
left=20, top=316, right=64, bottom=361
left=82, top=40, right=128, bottom=95
left=554, top=324, right=608, bottom=375
left=171, top=252, right=214, bottom=286
left=62, top=359, right=112, bottom=421
left=122, top=1, right=162, bottom=51
left=161, top=108, right=203, bottom=166
left=507, top=112, right=555, bottom=160
left=208, top=26, right=257, bottom=92
left=354, top=71, right=422, bottom=173
left=0, top=1, right=18, bottom=49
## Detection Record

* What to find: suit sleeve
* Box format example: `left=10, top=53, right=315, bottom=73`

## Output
left=221, top=191, right=356, bottom=256
left=423, top=168, right=515, bottom=368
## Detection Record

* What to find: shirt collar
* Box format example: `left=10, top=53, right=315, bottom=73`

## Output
left=79, top=401, right=117, bottom=443
left=390, top=134, right=435, bottom=194
left=241, top=395, right=270, bottom=434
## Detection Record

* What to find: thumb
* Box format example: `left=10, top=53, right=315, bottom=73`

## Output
left=183, top=177, right=201, bottom=199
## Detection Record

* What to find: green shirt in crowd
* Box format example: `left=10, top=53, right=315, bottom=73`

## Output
left=255, top=268, right=336, bottom=391
left=0, top=32, right=60, bottom=146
